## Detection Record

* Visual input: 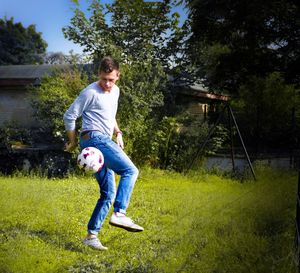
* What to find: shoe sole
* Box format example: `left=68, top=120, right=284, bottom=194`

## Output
left=83, top=244, right=108, bottom=251
left=83, top=241, right=108, bottom=251
left=109, top=221, right=144, bottom=232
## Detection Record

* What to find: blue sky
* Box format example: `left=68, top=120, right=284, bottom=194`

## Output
left=0, top=0, right=188, bottom=55
left=0, top=0, right=89, bottom=53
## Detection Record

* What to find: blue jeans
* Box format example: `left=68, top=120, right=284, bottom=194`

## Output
left=79, top=131, right=139, bottom=235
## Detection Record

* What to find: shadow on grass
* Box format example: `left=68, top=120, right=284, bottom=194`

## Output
left=1, top=224, right=86, bottom=253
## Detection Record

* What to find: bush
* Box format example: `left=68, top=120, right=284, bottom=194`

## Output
left=28, top=60, right=166, bottom=170
left=30, top=66, right=90, bottom=144
left=133, top=113, right=228, bottom=172
left=116, top=59, right=166, bottom=155
left=28, top=61, right=229, bottom=173
left=232, top=72, right=298, bottom=151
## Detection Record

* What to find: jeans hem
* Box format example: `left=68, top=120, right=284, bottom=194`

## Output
left=88, top=230, right=99, bottom=235
left=114, top=208, right=126, bottom=214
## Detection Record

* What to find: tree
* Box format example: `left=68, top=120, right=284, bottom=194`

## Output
left=0, top=17, right=47, bottom=65
left=30, top=67, right=89, bottom=144
left=63, top=0, right=184, bottom=68
left=233, top=72, right=296, bottom=151
left=43, top=50, right=86, bottom=65
left=184, top=0, right=300, bottom=93
left=181, top=0, right=300, bottom=152
left=43, top=52, right=68, bottom=65
left=61, top=0, right=181, bottom=164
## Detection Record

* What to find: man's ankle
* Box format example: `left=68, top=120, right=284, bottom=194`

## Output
left=115, top=211, right=125, bottom=217
left=86, top=233, right=97, bottom=239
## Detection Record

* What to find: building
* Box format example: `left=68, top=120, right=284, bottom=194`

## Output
left=0, top=64, right=68, bottom=127
left=0, top=65, right=72, bottom=176
left=172, top=79, right=230, bottom=121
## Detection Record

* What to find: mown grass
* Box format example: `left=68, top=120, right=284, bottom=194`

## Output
left=0, top=166, right=298, bottom=273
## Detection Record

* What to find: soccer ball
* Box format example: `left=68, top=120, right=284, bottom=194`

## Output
left=77, top=147, right=104, bottom=173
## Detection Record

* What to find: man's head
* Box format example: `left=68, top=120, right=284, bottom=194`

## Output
left=98, top=57, right=120, bottom=92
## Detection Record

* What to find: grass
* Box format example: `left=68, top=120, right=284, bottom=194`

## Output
left=0, top=166, right=298, bottom=273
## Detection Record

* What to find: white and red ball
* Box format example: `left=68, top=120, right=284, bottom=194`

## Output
left=77, top=147, right=104, bottom=173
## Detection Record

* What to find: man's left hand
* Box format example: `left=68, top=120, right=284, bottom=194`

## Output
left=116, top=133, right=124, bottom=149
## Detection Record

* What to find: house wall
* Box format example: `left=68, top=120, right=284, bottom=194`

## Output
left=0, top=87, right=37, bottom=127
left=186, top=101, right=208, bottom=120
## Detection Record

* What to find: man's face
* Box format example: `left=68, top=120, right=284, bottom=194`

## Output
left=98, top=70, right=119, bottom=92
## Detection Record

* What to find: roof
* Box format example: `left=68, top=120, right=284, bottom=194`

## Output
left=178, top=89, right=229, bottom=102
left=172, top=79, right=230, bottom=102
left=0, top=65, right=229, bottom=102
left=0, top=64, right=73, bottom=87
left=0, top=64, right=68, bottom=79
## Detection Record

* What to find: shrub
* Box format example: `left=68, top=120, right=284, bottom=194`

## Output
left=232, top=72, right=298, bottom=151
left=136, top=113, right=227, bottom=172
left=115, top=59, right=166, bottom=157
left=28, top=61, right=228, bottom=173
left=30, top=66, right=90, bottom=144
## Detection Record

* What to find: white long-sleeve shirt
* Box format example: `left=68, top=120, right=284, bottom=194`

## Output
left=63, top=82, right=120, bottom=138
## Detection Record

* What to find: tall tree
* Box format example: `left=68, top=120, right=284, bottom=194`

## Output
left=181, top=0, right=300, bottom=152
left=0, top=17, right=47, bottom=65
left=43, top=50, right=85, bottom=65
left=63, top=0, right=184, bottom=68
left=62, top=0, right=182, bottom=162
left=185, top=0, right=300, bottom=93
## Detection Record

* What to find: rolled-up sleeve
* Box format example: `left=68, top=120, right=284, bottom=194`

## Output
left=63, top=90, right=91, bottom=131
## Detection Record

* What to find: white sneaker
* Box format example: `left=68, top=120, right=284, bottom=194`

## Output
left=109, top=212, right=144, bottom=232
left=83, top=237, right=108, bottom=250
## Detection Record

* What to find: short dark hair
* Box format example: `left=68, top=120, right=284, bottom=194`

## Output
left=99, top=56, right=119, bottom=73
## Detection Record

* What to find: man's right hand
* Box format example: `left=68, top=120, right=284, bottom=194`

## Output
left=64, top=142, right=77, bottom=153
left=64, top=130, right=77, bottom=153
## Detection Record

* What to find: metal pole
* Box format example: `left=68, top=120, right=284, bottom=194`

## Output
left=228, top=105, right=256, bottom=180
left=296, top=171, right=300, bottom=272
left=227, top=105, right=235, bottom=172
left=185, top=104, right=227, bottom=173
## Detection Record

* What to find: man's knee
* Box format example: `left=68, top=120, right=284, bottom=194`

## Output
left=132, top=165, right=139, bottom=175
left=100, top=188, right=116, bottom=204
left=128, top=164, right=139, bottom=179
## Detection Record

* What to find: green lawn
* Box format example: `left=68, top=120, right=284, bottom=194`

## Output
left=0, top=167, right=298, bottom=273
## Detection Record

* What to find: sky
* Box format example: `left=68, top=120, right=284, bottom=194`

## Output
left=0, top=0, right=88, bottom=54
left=0, top=0, right=188, bottom=55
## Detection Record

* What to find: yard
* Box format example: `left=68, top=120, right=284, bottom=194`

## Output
left=0, top=167, right=298, bottom=273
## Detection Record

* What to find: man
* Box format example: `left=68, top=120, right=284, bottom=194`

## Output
left=64, top=56, right=144, bottom=251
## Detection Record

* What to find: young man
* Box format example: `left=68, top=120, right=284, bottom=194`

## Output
left=64, top=56, right=144, bottom=251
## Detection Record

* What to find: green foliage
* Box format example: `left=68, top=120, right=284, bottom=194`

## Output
left=154, top=115, right=207, bottom=170
left=0, top=168, right=297, bottom=272
left=60, top=0, right=196, bottom=169
left=134, top=113, right=228, bottom=171
left=43, top=50, right=87, bottom=65
left=0, top=124, right=32, bottom=148
left=26, top=0, right=228, bottom=171
left=185, top=0, right=300, bottom=91
left=63, top=0, right=184, bottom=68
left=29, top=59, right=228, bottom=171
left=30, top=67, right=90, bottom=143
left=0, top=17, right=47, bottom=65
left=116, top=60, right=166, bottom=157
left=193, top=42, right=232, bottom=88
left=29, top=60, right=168, bottom=166
left=232, top=72, right=298, bottom=149
left=59, top=0, right=216, bottom=170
